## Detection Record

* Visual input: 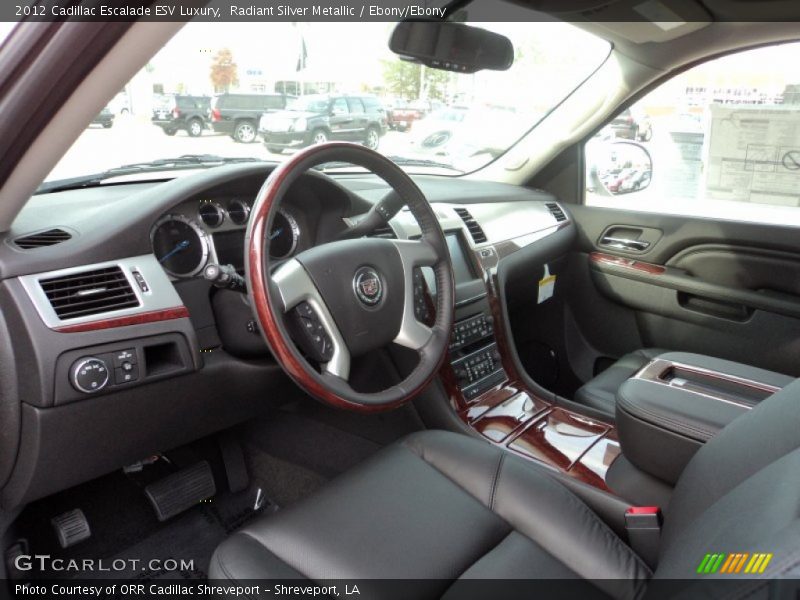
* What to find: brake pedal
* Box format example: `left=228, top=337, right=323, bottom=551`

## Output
left=51, top=509, right=91, bottom=548
left=144, top=460, right=216, bottom=521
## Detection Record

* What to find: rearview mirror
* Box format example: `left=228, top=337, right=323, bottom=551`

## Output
left=389, top=21, right=514, bottom=73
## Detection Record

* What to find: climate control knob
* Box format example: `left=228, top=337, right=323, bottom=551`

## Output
left=70, top=357, right=110, bottom=394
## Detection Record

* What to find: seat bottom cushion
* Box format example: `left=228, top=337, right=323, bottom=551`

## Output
left=574, top=348, right=666, bottom=416
left=210, top=430, right=650, bottom=599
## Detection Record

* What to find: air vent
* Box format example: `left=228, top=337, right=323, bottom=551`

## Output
left=453, top=207, right=487, bottom=244
left=369, top=224, right=396, bottom=239
left=546, top=202, right=567, bottom=222
left=14, top=229, right=71, bottom=249
left=39, top=266, right=139, bottom=320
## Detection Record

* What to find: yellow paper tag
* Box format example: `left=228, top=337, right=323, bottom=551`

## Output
left=538, top=264, right=556, bottom=304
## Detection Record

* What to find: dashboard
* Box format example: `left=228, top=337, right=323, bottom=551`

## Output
left=0, top=162, right=569, bottom=509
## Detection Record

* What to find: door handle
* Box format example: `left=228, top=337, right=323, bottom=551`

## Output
left=600, top=236, right=650, bottom=252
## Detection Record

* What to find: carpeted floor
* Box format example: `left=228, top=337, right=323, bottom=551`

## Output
left=9, top=405, right=419, bottom=582
left=11, top=468, right=271, bottom=580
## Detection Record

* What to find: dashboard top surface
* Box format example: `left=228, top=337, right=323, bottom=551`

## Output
left=0, top=164, right=561, bottom=280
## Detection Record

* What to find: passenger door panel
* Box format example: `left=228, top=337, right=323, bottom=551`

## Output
left=566, top=206, right=800, bottom=378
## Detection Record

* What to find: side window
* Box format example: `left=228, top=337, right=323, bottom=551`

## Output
left=362, top=98, right=380, bottom=113
left=347, top=98, right=365, bottom=115
left=585, top=42, right=800, bottom=223
left=331, top=98, right=349, bottom=116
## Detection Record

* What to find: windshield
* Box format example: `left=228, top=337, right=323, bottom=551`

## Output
left=43, top=18, right=609, bottom=185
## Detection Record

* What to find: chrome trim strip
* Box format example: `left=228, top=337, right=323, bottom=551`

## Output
left=18, top=255, right=185, bottom=330
left=632, top=358, right=781, bottom=409
left=390, top=239, right=437, bottom=351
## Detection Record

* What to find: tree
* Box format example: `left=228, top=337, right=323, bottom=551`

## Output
left=381, top=59, right=451, bottom=101
left=210, top=48, right=238, bottom=93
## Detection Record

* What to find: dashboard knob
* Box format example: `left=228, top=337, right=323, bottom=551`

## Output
left=70, top=357, right=110, bottom=394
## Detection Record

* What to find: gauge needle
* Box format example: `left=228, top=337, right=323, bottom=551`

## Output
left=269, top=228, right=283, bottom=240
left=159, top=239, right=190, bottom=263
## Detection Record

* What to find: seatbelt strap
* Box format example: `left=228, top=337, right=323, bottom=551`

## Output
left=625, top=506, right=662, bottom=570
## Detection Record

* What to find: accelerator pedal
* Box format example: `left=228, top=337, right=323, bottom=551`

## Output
left=51, top=509, right=91, bottom=548
left=144, top=460, right=216, bottom=521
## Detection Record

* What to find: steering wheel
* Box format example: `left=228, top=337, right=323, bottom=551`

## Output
left=246, top=143, right=455, bottom=412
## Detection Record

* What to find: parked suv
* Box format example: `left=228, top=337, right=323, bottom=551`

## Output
left=259, top=94, right=387, bottom=153
left=151, top=95, right=211, bottom=137
left=209, top=93, right=292, bottom=143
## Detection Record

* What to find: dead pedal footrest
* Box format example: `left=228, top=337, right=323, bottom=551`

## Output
left=144, top=460, right=216, bottom=521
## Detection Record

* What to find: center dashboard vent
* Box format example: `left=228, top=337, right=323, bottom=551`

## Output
left=39, top=266, right=140, bottom=320
left=545, top=202, right=567, bottom=222
left=453, top=207, right=487, bottom=244
left=14, top=228, right=72, bottom=249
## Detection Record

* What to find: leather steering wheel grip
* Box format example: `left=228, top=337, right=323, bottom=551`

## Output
left=245, top=142, right=455, bottom=412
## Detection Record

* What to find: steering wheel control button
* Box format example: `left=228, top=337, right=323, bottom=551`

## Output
left=112, top=348, right=137, bottom=368
left=114, top=363, right=140, bottom=384
left=70, top=357, right=110, bottom=394
left=353, top=267, right=383, bottom=307
left=412, top=268, right=432, bottom=323
left=290, top=302, right=334, bottom=363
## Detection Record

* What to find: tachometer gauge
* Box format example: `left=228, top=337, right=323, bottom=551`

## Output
left=151, top=215, right=209, bottom=277
left=269, top=209, right=300, bottom=259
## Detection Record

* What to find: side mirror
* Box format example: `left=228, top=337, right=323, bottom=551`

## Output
left=587, top=141, right=653, bottom=197
left=389, top=21, right=514, bottom=73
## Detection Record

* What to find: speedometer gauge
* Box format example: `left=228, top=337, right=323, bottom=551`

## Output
left=269, top=209, right=300, bottom=259
left=151, top=215, right=209, bottom=277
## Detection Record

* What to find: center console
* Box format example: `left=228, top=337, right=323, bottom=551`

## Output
left=448, top=314, right=506, bottom=400
left=435, top=224, right=623, bottom=494
left=615, top=352, right=790, bottom=485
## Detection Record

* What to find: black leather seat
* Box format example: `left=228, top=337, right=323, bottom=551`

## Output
left=211, top=380, right=800, bottom=595
left=574, top=348, right=665, bottom=415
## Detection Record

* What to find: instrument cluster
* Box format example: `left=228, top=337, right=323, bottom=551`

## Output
left=151, top=197, right=301, bottom=278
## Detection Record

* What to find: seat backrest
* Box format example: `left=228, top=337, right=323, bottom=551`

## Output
left=655, top=378, right=800, bottom=579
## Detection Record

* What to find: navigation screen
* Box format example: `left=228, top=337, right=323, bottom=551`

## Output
left=446, top=233, right=477, bottom=284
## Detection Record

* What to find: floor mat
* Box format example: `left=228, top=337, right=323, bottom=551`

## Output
left=243, top=411, right=382, bottom=479
left=245, top=446, right=328, bottom=508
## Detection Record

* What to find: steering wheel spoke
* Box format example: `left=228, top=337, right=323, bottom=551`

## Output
left=272, top=258, right=351, bottom=380
left=391, top=239, right=437, bottom=351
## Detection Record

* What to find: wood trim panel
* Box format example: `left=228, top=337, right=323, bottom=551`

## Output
left=54, top=306, right=189, bottom=333
left=441, top=247, right=623, bottom=493
left=589, top=251, right=666, bottom=275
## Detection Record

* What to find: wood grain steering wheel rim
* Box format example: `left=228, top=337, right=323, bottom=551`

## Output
left=246, top=142, right=455, bottom=412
